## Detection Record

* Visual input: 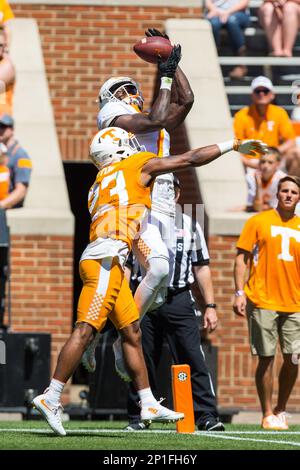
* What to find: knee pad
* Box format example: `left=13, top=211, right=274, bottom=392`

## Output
left=147, top=256, right=169, bottom=285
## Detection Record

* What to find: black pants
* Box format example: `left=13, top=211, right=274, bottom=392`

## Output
left=127, top=289, right=219, bottom=426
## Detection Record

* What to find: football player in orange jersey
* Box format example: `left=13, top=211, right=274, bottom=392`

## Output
left=33, top=127, right=267, bottom=436
left=93, top=31, right=193, bottom=380
left=234, top=175, right=300, bottom=431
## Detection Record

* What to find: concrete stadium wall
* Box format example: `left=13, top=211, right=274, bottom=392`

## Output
left=6, top=17, right=74, bottom=371
left=8, top=2, right=300, bottom=411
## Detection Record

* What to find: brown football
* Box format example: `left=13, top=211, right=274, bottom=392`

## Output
left=133, top=36, right=172, bottom=64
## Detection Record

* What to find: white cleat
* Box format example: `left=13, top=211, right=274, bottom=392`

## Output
left=274, top=412, right=289, bottom=430
left=112, top=336, right=131, bottom=383
left=81, top=332, right=101, bottom=373
left=141, top=403, right=184, bottom=424
left=32, top=393, right=66, bottom=436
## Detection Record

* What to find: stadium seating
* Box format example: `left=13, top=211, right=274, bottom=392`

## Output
left=219, top=0, right=300, bottom=116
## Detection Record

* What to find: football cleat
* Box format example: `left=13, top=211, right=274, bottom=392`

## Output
left=261, top=414, right=287, bottom=430
left=112, top=336, right=132, bottom=383
left=140, top=399, right=184, bottom=424
left=32, top=393, right=66, bottom=436
left=274, top=411, right=289, bottom=430
left=124, top=421, right=151, bottom=431
left=198, top=419, right=225, bottom=431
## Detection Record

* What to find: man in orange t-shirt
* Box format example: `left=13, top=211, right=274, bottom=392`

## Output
left=233, top=176, right=300, bottom=431
left=234, top=76, right=299, bottom=175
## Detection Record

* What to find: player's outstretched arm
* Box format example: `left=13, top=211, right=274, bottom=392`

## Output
left=166, top=66, right=194, bottom=130
left=114, top=45, right=181, bottom=134
left=140, top=139, right=268, bottom=185
left=145, top=27, right=194, bottom=132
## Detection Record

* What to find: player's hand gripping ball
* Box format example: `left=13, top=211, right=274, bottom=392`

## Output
left=133, top=36, right=173, bottom=64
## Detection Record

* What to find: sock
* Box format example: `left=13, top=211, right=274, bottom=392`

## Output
left=46, top=378, right=65, bottom=404
left=137, top=388, right=159, bottom=408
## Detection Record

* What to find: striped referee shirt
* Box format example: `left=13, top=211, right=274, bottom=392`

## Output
left=169, top=212, right=209, bottom=289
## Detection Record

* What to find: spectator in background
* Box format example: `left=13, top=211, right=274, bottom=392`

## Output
left=291, top=91, right=300, bottom=122
left=246, top=147, right=286, bottom=211
left=234, top=76, right=299, bottom=174
left=233, top=176, right=300, bottom=430
left=0, top=114, right=32, bottom=209
left=0, top=141, right=8, bottom=201
left=259, top=0, right=300, bottom=57
left=0, top=27, right=15, bottom=116
left=0, top=1, right=14, bottom=50
left=205, top=0, right=250, bottom=78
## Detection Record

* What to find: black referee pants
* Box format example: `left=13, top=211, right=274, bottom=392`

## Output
left=127, top=289, right=219, bottom=426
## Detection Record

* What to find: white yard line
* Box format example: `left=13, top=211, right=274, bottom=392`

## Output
left=0, top=428, right=300, bottom=437
left=202, top=433, right=300, bottom=448
left=203, top=430, right=300, bottom=435
left=0, top=428, right=176, bottom=434
left=1, top=428, right=300, bottom=448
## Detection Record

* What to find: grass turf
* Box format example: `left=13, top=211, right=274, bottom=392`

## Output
left=0, top=421, right=300, bottom=450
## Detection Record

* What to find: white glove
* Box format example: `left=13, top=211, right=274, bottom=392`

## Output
left=234, top=139, right=268, bottom=156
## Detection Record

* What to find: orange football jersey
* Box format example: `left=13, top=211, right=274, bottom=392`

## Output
left=237, top=209, right=300, bottom=312
left=88, top=151, right=156, bottom=249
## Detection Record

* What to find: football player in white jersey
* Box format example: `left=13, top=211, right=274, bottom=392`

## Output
left=83, top=29, right=194, bottom=380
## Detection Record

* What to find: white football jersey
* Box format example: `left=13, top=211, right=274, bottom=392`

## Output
left=97, top=101, right=175, bottom=217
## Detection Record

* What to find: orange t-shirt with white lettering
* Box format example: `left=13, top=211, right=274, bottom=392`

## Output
left=234, top=104, right=295, bottom=159
left=237, top=209, right=300, bottom=312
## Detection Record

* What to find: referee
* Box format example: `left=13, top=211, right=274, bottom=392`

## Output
left=126, top=177, right=224, bottom=431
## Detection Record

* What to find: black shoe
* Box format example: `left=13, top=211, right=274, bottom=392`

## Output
left=198, top=419, right=225, bottom=431
left=124, top=421, right=151, bottom=431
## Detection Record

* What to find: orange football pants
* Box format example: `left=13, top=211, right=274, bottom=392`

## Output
left=77, top=257, right=139, bottom=332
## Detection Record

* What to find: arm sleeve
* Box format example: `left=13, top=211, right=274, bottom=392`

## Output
left=191, top=220, right=210, bottom=266
left=14, top=149, right=32, bottom=186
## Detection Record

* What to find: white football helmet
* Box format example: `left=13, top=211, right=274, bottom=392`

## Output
left=98, top=76, right=144, bottom=110
left=89, top=127, right=145, bottom=170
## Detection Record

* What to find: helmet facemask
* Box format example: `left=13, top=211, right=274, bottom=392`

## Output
left=115, top=84, right=144, bottom=111
left=99, top=77, right=144, bottom=111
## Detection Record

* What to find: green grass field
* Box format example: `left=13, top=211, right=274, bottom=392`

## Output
left=0, top=420, right=300, bottom=450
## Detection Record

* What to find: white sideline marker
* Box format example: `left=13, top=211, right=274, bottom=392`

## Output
left=0, top=428, right=300, bottom=448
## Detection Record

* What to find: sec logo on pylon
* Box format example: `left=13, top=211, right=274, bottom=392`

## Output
left=177, top=371, right=188, bottom=382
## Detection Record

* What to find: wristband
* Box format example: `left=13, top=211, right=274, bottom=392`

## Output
left=160, top=76, right=173, bottom=90
left=205, top=303, right=217, bottom=309
left=217, top=139, right=242, bottom=155
left=216, top=140, right=234, bottom=155
left=235, top=290, right=245, bottom=297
